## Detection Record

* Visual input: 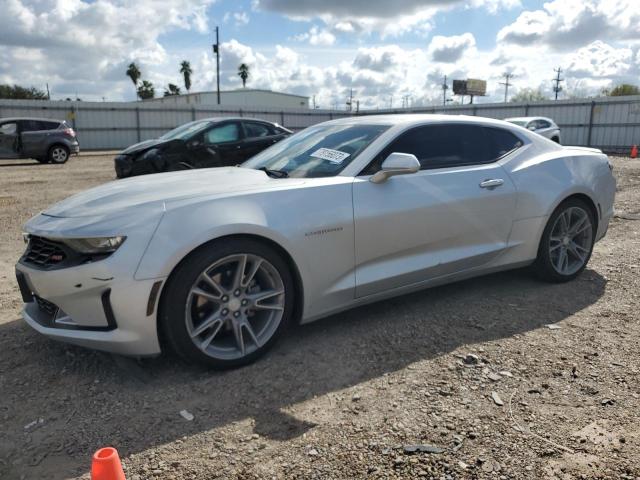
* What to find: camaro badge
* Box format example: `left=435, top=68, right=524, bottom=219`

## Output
left=305, top=226, right=343, bottom=237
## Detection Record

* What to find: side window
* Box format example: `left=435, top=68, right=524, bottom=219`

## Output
left=362, top=124, right=515, bottom=175
left=537, top=119, right=551, bottom=129
left=43, top=121, right=61, bottom=130
left=483, top=127, right=523, bottom=159
left=0, top=122, right=17, bottom=135
left=204, top=123, right=240, bottom=144
left=244, top=122, right=273, bottom=138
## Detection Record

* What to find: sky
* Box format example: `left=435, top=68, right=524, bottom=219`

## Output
left=0, top=0, right=639, bottom=108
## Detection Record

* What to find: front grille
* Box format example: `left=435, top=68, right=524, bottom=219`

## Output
left=23, top=236, right=67, bottom=268
left=34, top=295, right=58, bottom=320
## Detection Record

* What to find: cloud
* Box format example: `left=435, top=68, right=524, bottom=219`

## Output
left=566, top=41, right=635, bottom=79
left=0, top=0, right=216, bottom=100
left=428, top=33, right=476, bottom=63
left=256, top=0, right=517, bottom=37
left=293, top=26, right=336, bottom=46
left=497, top=0, right=640, bottom=51
left=224, top=11, right=250, bottom=26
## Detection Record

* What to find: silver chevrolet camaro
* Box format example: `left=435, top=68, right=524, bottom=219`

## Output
left=15, top=115, right=616, bottom=368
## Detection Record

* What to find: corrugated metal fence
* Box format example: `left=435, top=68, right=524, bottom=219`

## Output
left=1, top=96, right=639, bottom=152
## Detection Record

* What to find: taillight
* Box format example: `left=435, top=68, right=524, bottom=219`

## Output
left=63, top=128, right=76, bottom=137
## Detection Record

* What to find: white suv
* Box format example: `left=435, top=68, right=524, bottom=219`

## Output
left=505, top=117, right=561, bottom=144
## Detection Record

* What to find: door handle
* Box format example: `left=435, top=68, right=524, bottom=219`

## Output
left=479, top=178, right=504, bottom=189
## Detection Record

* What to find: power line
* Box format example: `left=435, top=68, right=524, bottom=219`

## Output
left=499, top=73, right=514, bottom=103
left=553, top=67, right=564, bottom=101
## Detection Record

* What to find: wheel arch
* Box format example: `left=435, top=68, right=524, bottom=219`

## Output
left=155, top=233, right=305, bottom=349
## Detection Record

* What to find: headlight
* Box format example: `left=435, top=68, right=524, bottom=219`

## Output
left=61, top=236, right=126, bottom=254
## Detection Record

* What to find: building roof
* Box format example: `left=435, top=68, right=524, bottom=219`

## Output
left=143, top=88, right=308, bottom=101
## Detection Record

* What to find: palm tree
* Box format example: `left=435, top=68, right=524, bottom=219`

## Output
left=137, top=80, right=155, bottom=100
left=164, top=83, right=181, bottom=96
left=126, top=62, right=141, bottom=99
left=238, top=63, right=250, bottom=88
left=180, top=61, right=192, bottom=92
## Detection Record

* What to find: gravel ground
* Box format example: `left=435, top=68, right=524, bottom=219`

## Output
left=0, top=154, right=639, bottom=480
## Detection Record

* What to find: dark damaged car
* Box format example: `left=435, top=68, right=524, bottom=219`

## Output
left=114, top=117, right=291, bottom=178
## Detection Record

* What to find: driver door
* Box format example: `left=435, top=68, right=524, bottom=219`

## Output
left=353, top=124, right=519, bottom=298
left=198, top=121, right=245, bottom=167
left=0, top=121, right=19, bottom=159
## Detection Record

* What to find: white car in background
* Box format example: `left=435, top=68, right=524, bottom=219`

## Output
left=16, top=115, right=615, bottom=368
left=505, top=117, right=562, bottom=144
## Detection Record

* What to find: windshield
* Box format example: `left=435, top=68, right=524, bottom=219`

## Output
left=506, top=120, right=528, bottom=127
left=160, top=120, right=213, bottom=140
left=242, top=123, right=389, bottom=178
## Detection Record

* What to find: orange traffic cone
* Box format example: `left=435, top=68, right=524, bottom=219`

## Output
left=631, top=145, right=638, bottom=159
left=91, top=447, right=126, bottom=480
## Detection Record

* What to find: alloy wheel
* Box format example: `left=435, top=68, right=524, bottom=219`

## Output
left=185, top=253, right=285, bottom=360
left=51, top=147, right=68, bottom=163
left=548, top=206, right=593, bottom=276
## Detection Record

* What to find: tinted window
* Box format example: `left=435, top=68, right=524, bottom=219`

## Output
left=244, top=122, right=273, bottom=138
left=0, top=122, right=17, bottom=135
left=537, top=119, right=551, bottom=129
left=363, top=124, right=521, bottom=174
left=21, top=120, right=58, bottom=132
left=205, top=123, right=240, bottom=144
left=484, top=127, right=523, bottom=158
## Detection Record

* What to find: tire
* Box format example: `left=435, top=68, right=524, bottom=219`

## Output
left=159, top=238, right=295, bottom=368
left=533, top=198, right=595, bottom=283
left=47, top=144, right=70, bottom=164
left=551, top=136, right=560, bottom=144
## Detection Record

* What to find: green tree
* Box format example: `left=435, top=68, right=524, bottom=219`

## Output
left=163, top=83, right=181, bottom=96
left=238, top=63, right=250, bottom=88
left=0, top=84, right=47, bottom=100
left=509, top=87, right=549, bottom=103
left=126, top=62, right=141, bottom=99
left=180, top=60, right=192, bottom=92
left=137, top=80, right=155, bottom=99
left=604, top=84, right=640, bottom=96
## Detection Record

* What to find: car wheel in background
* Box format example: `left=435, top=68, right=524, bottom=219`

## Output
left=533, top=198, right=595, bottom=283
left=47, top=145, right=70, bottom=164
left=551, top=136, right=560, bottom=143
left=159, top=238, right=295, bottom=368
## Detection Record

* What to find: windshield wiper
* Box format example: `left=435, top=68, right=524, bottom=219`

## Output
left=258, top=167, right=289, bottom=178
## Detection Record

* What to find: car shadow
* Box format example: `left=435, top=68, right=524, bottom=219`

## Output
left=0, top=267, right=606, bottom=479
left=0, top=161, right=41, bottom=167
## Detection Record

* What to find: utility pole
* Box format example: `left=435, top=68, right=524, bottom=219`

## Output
left=552, top=67, right=564, bottom=100
left=346, top=88, right=353, bottom=111
left=46, top=83, right=50, bottom=100
left=213, top=26, right=220, bottom=104
left=356, top=100, right=360, bottom=113
left=389, top=95, right=393, bottom=109
left=442, top=75, right=448, bottom=106
left=499, top=72, right=513, bottom=103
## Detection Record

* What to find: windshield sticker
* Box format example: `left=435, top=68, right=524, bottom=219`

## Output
left=310, top=148, right=350, bottom=164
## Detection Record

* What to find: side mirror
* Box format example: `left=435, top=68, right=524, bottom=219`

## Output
left=187, top=139, right=202, bottom=149
left=527, top=125, right=537, bottom=131
left=370, top=153, right=420, bottom=184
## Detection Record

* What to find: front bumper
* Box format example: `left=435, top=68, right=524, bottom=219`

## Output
left=114, top=154, right=133, bottom=178
left=16, top=257, right=165, bottom=357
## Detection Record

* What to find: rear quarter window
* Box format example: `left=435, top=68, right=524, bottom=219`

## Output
left=483, top=127, right=523, bottom=159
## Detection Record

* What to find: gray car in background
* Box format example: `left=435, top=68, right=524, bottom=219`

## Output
left=0, top=117, right=79, bottom=163
left=505, top=116, right=561, bottom=144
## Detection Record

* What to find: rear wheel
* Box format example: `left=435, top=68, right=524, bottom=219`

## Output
left=551, top=136, right=560, bottom=144
left=159, top=238, right=295, bottom=368
left=533, top=198, right=595, bottom=282
left=47, top=145, right=70, bottom=164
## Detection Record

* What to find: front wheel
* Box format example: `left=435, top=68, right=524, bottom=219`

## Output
left=159, top=239, right=295, bottom=368
left=533, top=198, right=595, bottom=282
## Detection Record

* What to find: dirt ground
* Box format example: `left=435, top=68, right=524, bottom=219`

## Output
left=0, top=154, right=639, bottom=480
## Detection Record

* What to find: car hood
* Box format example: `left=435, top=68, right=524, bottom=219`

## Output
left=43, top=168, right=305, bottom=218
left=120, top=138, right=170, bottom=155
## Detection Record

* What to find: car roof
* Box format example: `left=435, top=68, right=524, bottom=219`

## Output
left=197, top=117, right=279, bottom=124
left=505, top=116, right=554, bottom=123
left=321, top=114, right=519, bottom=129
left=0, top=117, right=64, bottom=123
